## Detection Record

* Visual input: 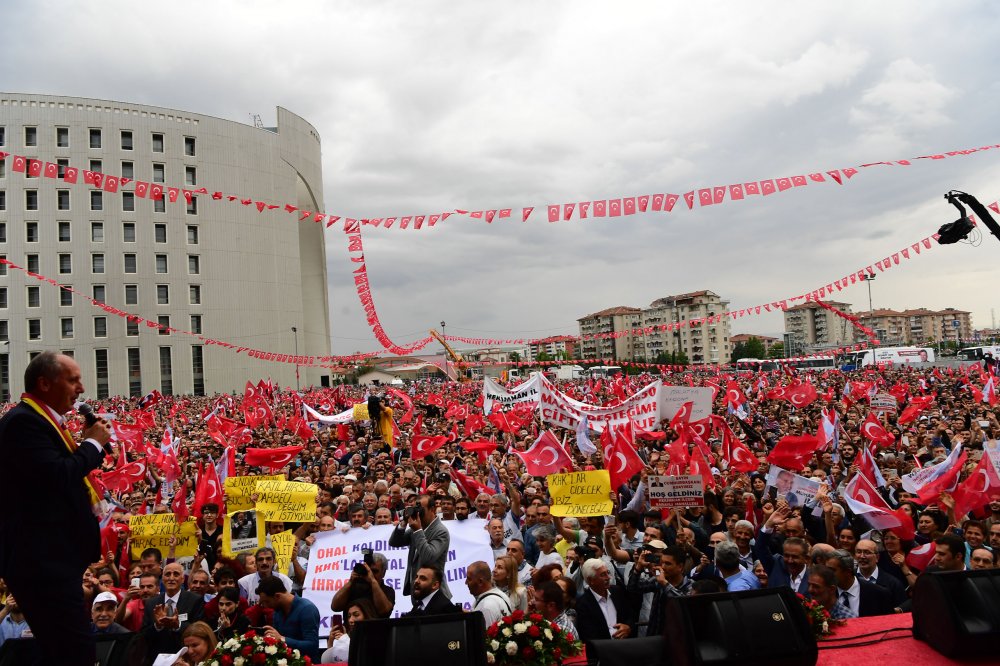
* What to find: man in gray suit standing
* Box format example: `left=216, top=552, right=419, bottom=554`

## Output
left=389, top=494, right=452, bottom=599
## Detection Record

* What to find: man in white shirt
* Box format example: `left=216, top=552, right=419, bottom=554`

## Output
left=238, top=547, right=293, bottom=605
left=465, top=561, right=512, bottom=628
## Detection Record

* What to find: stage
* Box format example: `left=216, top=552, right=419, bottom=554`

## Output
left=817, top=612, right=992, bottom=665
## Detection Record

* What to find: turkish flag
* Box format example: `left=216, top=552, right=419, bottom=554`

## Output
left=548, top=205, right=560, bottom=222
left=134, top=181, right=149, bottom=198
left=168, top=187, right=179, bottom=203
left=514, top=431, right=573, bottom=477
left=729, top=184, right=745, bottom=200
left=112, top=422, right=146, bottom=452
left=44, top=162, right=58, bottom=178
left=412, top=434, right=449, bottom=458
left=605, top=427, right=644, bottom=490
left=462, top=438, right=498, bottom=463
left=28, top=159, right=42, bottom=177
left=669, top=401, right=693, bottom=433
left=445, top=403, right=469, bottom=419
left=776, top=177, right=792, bottom=192
left=725, top=380, right=746, bottom=408
left=488, top=409, right=516, bottom=433
left=101, top=459, right=148, bottom=493
left=745, top=181, right=760, bottom=195
left=652, top=194, right=665, bottom=211
left=860, top=413, right=895, bottom=447
left=386, top=387, right=414, bottom=423
left=171, top=481, right=190, bottom=525
left=578, top=201, right=590, bottom=218
left=905, top=542, right=936, bottom=572
left=760, top=180, right=776, bottom=195
left=664, top=194, right=679, bottom=211
left=637, top=195, right=649, bottom=212
left=64, top=166, right=79, bottom=183
left=623, top=197, right=636, bottom=215
left=899, top=395, right=934, bottom=424
left=150, top=184, right=164, bottom=201
left=464, top=413, right=485, bottom=437
left=193, top=462, right=224, bottom=516
left=103, top=175, right=119, bottom=193
left=609, top=199, right=622, bottom=216
left=952, top=452, right=1000, bottom=518
left=843, top=472, right=914, bottom=539
left=698, top=189, right=713, bottom=206
left=244, top=445, right=303, bottom=470
left=424, top=393, right=444, bottom=407
left=721, top=427, right=758, bottom=472
left=767, top=434, right=820, bottom=470
left=792, top=175, right=807, bottom=187
left=451, top=467, right=495, bottom=497
left=687, top=447, right=714, bottom=488
left=713, top=186, right=726, bottom=204
left=12, top=155, right=26, bottom=172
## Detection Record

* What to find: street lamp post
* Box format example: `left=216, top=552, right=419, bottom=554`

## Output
left=860, top=272, right=876, bottom=345
left=440, top=320, right=448, bottom=380
left=291, top=326, right=299, bottom=391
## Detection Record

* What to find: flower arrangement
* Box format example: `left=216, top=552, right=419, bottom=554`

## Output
left=200, top=630, right=312, bottom=666
left=796, top=593, right=844, bottom=638
left=485, top=609, right=583, bottom=665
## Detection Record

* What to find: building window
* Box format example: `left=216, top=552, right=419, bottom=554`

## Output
left=0, top=256, right=5, bottom=277
left=95, top=349, right=109, bottom=399
left=121, top=160, right=134, bottom=179
left=92, top=284, right=106, bottom=304
left=58, top=253, right=72, bottom=274
left=154, top=197, right=166, bottom=213
left=0, top=288, right=6, bottom=308
left=187, top=225, right=199, bottom=244
left=184, top=166, right=196, bottom=186
left=0, top=223, right=5, bottom=243
left=120, top=130, right=133, bottom=150
left=89, top=128, right=102, bottom=149
left=92, top=254, right=105, bottom=274
left=57, top=189, right=70, bottom=210
left=158, top=315, right=170, bottom=335
left=0, top=320, right=7, bottom=341
left=159, top=347, right=173, bottom=395
left=190, top=314, right=202, bottom=334
left=156, top=284, right=169, bottom=305
left=154, top=224, right=167, bottom=243
left=25, top=190, right=38, bottom=211
left=152, top=163, right=165, bottom=183
left=26, top=286, right=40, bottom=308
left=191, top=345, right=205, bottom=396
left=57, top=158, right=69, bottom=178
left=155, top=254, right=167, bottom=273
left=90, top=190, right=103, bottom=211
left=123, top=253, right=137, bottom=274
left=24, top=127, right=38, bottom=147
left=60, top=289, right=72, bottom=307
left=94, top=317, right=107, bottom=338
left=122, top=222, right=136, bottom=242
left=186, top=197, right=197, bottom=215
left=184, top=136, right=196, bottom=156
left=127, top=348, right=142, bottom=397
left=122, top=192, right=135, bottom=212
left=0, top=126, right=5, bottom=146
left=61, top=318, right=74, bottom=339
left=56, top=127, right=70, bottom=148
left=89, top=159, right=102, bottom=174
left=28, top=319, right=41, bottom=340
left=189, top=285, right=201, bottom=305
left=124, top=284, right=138, bottom=305
left=188, top=255, right=200, bottom=275
left=25, top=222, right=38, bottom=243
left=152, top=133, right=164, bottom=153
left=26, top=254, right=39, bottom=273
left=91, top=222, right=104, bottom=242
left=126, top=319, right=139, bottom=337
left=0, top=191, right=5, bottom=211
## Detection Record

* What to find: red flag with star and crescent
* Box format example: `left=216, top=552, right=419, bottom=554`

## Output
left=244, top=445, right=303, bottom=470
left=514, top=431, right=574, bottom=477
left=605, top=427, right=645, bottom=490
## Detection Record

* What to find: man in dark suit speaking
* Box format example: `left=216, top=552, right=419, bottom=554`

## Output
left=0, top=351, right=112, bottom=665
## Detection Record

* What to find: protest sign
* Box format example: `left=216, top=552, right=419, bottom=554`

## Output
left=547, top=470, right=613, bottom=517
left=765, top=464, right=822, bottom=508
left=303, top=520, right=493, bottom=629
left=128, top=514, right=198, bottom=559
left=223, top=509, right=263, bottom=557
left=648, top=475, right=705, bottom=509
left=871, top=393, right=898, bottom=413
left=271, top=530, right=296, bottom=574
left=537, top=375, right=661, bottom=433
left=254, top=479, right=318, bottom=522
left=482, top=375, right=542, bottom=414
left=224, top=474, right=282, bottom=512
left=660, top=386, right=714, bottom=422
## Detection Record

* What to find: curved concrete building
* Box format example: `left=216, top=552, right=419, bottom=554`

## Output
left=0, top=93, right=330, bottom=398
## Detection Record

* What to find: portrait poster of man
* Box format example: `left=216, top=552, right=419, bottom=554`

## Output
left=765, top=465, right=821, bottom=508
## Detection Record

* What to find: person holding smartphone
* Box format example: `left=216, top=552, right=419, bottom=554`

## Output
left=320, top=599, right=377, bottom=664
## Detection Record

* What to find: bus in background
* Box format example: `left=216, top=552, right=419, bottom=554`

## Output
left=842, top=347, right=935, bottom=368
left=957, top=346, right=1000, bottom=362
left=735, top=358, right=778, bottom=372
left=584, top=365, right=623, bottom=379
left=782, top=355, right=836, bottom=371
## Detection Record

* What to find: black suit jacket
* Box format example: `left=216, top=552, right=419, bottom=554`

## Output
left=575, top=586, right=636, bottom=644
left=856, top=579, right=894, bottom=617
left=0, top=401, right=105, bottom=575
left=142, top=591, right=205, bottom=657
left=862, top=569, right=908, bottom=606
left=403, top=590, right=462, bottom=617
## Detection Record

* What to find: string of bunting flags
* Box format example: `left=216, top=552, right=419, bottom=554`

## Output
left=1, top=141, right=998, bottom=229
left=0, top=257, right=378, bottom=367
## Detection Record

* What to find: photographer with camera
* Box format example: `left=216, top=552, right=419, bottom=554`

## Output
left=331, top=550, right=395, bottom=619
left=388, top=493, right=452, bottom=600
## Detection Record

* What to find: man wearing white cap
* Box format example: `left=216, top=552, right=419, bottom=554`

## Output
left=90, top=592, right=129, bottom=634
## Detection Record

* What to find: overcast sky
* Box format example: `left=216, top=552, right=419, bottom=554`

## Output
left=5, top=1, right=1000, bottom=355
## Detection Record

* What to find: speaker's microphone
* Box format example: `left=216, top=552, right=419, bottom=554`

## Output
left=77, top=402, right=99, bottom=427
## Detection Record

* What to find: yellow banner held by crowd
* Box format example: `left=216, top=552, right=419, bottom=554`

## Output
left=547, top=470, right=613, bottom=517
left=128, top=514, right=198, bottom=559
left=271, top=530, right=296, bottom=575
left=224, top=474, right=283, bottom=512
left=222, top=509, right=264, bottom=558
left=254, top=479, right=318, bottom=522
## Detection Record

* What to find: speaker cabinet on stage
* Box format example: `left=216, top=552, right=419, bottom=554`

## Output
left=912, top=567, right=1000, bottom=659
left=349, top=611, right=488, bottom=666
left=662, top=587, right=818, bottom=666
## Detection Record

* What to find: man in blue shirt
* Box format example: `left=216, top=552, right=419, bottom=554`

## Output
left=257, top=576, right=320, bottom=661
left=0, top=595, right=31, bottom=647
left=715, top=541, right=760, bottom=591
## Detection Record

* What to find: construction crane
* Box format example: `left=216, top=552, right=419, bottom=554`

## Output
left=429, top=328, right=470, bottom=382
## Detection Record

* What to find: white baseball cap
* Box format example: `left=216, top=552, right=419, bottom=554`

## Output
left=92, top=591, right=118, bottom=607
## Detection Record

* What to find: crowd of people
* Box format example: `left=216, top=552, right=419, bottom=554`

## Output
left=1, top=351, right=999, bottom=665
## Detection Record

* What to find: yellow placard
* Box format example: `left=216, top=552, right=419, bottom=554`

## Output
left=254, top=479, right=318, bottom=522
left=222, top=509, right=264, bottom=558
left=271, top=530, right=296, bottom=575
left=224, top=474, right=283, bottom=512
left=128, top=514, right=198, bottom=559
left=547, top=470, right=613, bottom=517
left=352, top=403, right=370, bottom=421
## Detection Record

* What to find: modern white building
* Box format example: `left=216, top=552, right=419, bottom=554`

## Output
left=0, top=93, right=330, bottom=399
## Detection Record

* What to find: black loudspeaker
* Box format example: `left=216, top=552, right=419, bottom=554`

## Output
left=912, top=567, right=1000, bottom=659
left=588, top=636, right=669, bottom=666
left=0, top=638, right=40, bottom=666
left=349, top=611, right=488, bottom=666
left=662, top=587, right=818, bottom=666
